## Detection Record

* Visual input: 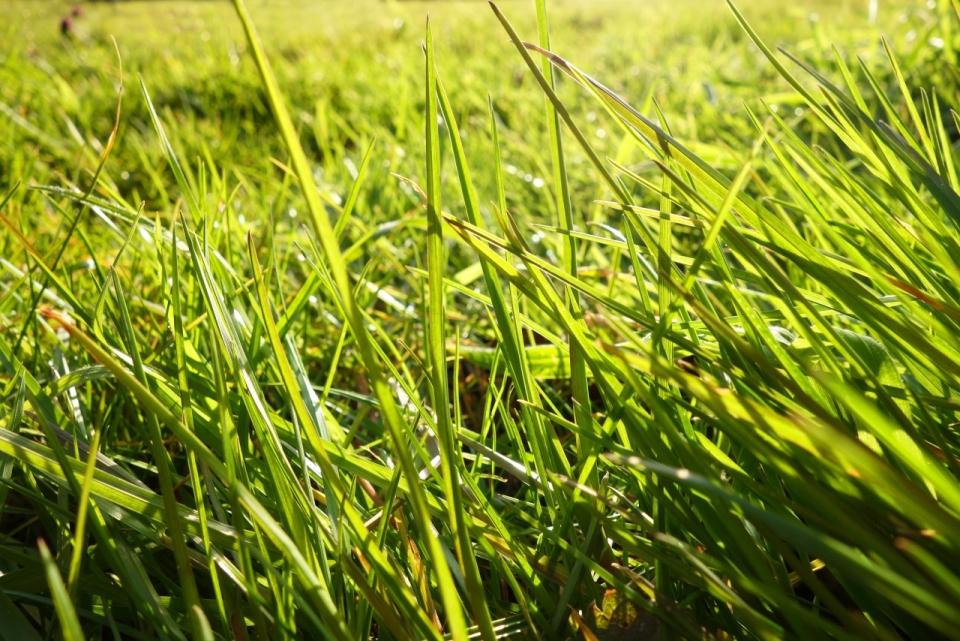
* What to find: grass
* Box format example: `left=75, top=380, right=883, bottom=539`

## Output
left=1, top=0, right=960, bottom=638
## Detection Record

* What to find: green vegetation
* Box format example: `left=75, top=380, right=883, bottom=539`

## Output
left=1, top=0, right=959, bottom=638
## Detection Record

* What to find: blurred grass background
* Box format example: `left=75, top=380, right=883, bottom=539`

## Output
left=2, top=0, right=929, bottom=222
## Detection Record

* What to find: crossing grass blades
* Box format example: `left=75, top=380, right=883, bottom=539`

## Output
left=1, top=0, right=960, bottom=638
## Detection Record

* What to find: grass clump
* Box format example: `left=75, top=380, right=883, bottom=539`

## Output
left=2, top=0, right=960, bottom=638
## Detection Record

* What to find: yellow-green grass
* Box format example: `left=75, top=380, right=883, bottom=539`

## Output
left=1, top=0, right=958, bottom=638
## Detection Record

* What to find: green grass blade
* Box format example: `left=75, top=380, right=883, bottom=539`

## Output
left=38, top=540, right=85, bottom=641
left=230, top=2, right=469, bottom=637
left=425, top=21, right=495, bottom=640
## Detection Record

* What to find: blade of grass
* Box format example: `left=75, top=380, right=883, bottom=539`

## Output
left=425, top=22, right=497, bottom=640
left=39, top=540, right=85, bottom=641
left=230, top=2, right=470, bottom=637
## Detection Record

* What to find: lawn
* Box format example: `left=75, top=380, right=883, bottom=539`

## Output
left=1, top=0, right=959, bottom=638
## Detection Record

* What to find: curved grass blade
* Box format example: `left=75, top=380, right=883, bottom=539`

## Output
left=230, top=1, right=469, bottom=637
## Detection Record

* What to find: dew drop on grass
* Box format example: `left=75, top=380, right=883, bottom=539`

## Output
left=596, top=128, right=606, bottom=138
left=532, top=178, right=544, bottom=188
left=344, top=157, right=358, bottom=179
left=506, top=165, right=517, bottom=174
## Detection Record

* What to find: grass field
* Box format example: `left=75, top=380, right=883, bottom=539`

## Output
left=2, top=0, right=960, bottom=638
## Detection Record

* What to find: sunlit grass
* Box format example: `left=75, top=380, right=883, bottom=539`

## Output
left=1, top=0, right=959, bottom=638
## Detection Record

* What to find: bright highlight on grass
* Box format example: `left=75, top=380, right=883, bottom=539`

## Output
left=1, top=0, right=959, bottom=638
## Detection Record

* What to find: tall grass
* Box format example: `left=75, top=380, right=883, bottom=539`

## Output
left=1, top=0, right=960, bottom=638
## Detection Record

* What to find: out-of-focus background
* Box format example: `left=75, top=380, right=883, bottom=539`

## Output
left=1, top=0, right=937, bottom=220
